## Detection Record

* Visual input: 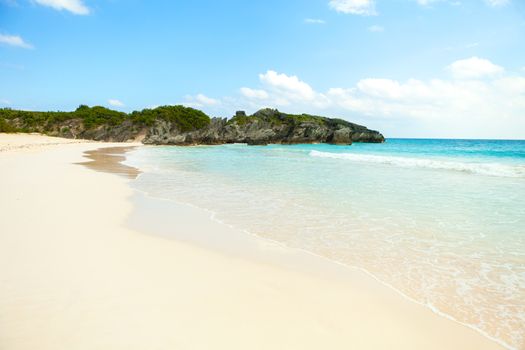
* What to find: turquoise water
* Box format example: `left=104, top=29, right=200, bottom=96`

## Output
left=125, top=139, right=525, bottom=349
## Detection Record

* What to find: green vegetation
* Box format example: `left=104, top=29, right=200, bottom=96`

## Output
left=0, top=117, right=17, bottom=133
left=130, top=105, right=210, bottom=132
left=285, top=113, right=325, bottom=125
left=0, top=104, right=356, bottom=136
left=74, top=105, right=128, bottom=129
left=228, top=109, right=326, bottom=127
left=0, top=105, right=211, bottom=134
left=228, top=113, right=251, bottom=126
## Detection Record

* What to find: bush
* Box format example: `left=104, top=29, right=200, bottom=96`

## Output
left=228, top=109, right=325, bottom=127
left=0, top=105, right=212, bottom=134
left=0, top=117, right=16, bottom=133
left=131, top=105, right=210, bottom=131
left=74, top=105, right=128, bottom=129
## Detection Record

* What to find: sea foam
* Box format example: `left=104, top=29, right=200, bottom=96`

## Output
left=126, top=141, right=525, bottom=349
left=309, top=150, right=525, bottom=178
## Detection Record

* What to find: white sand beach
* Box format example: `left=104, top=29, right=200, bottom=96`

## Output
left=0, top=133, right=505, bottom=350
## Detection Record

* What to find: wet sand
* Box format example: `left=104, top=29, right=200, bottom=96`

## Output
left=0, top=133, right=507, bottom=350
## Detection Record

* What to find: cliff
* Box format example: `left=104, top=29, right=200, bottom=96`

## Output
left=0, top=105, right=384, bottom=145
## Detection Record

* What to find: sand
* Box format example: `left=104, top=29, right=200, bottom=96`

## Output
left=0, top=133, right=506, bottom=350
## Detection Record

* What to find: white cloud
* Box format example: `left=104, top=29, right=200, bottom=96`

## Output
left=329, top=0, right=376, bottom=16
left=34, top=0, right=90, bottom=15
left=240, top=87, right=269, bottom=99
left=485, top=0, right=509, bottom=6
left=304, top=18, right=326, bottom=24
left=0, top=34, right=33, bottom=49
left=259, top=70, right=316, bottom=101
left=237, top=58, right=525, bottom=139
left=447, top=57, right=504, bottom=79
left=493, top=76, right=525, bottom=94
left=183, top=94, right=220, bottom=108
left=357, top=79, right=406, bottom=99
left=0, top=99, right=11, bottom=105
left=368, top=25, right=384, bottom=32
left=195, top=94, right=219, bottom=105
left=108, top=99, right=124, bottom=107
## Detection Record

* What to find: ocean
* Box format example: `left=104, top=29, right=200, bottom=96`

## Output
left=125, top=139, right=525, bottom=349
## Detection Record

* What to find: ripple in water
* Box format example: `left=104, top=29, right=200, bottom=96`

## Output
left=126, top=139, right=525, bottom=350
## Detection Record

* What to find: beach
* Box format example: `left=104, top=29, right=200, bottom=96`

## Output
left=0, top=133, right=508, bottom=350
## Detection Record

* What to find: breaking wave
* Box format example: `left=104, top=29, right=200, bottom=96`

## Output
left=309, top=150, right=525, bottom=178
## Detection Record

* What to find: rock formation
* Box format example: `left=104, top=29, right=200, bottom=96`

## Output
left=143, top=108, right=384, bottom=145
left=1, top=106, right=385, bottom=145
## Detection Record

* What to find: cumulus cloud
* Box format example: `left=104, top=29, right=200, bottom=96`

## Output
left=0, top=34, right=33, bottom=49
left=108, top=99, right=124, bottom=107
left=0, top=99, right=11, bottom=105
left=195, top=94, right=219, bottom=105
left=34, top=0, right=90, bottom=15
left=259, top=70, right=316, bottom=101
left=329, top=0, right=376, bottom=16
left=240, top=87, right=269, bottom=100
left=237, top=58, right=525, bottom=138
left=447, top=57, right=504, bottom=79
left=183, top=93, right=220, bottom=108
left=493, top=76, right=525, bottom=95
left=304, top=18, right=326, bottom=24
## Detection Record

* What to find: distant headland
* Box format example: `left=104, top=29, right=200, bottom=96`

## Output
left=0, top=105, right=384, bottom=145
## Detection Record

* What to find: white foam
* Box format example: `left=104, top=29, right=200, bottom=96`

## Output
left=309, top=150, right=525, bottom=178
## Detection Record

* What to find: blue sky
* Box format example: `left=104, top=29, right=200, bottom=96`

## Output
left=0, top=0, right=524, bottom=138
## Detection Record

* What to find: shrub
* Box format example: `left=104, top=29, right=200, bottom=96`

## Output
left=0, top=117, right=16, bottom=133
left=131, top=105, right=210, bottom=131
left=0, top=105, right=212, bottom=134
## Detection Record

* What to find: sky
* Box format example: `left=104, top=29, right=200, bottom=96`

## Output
left=0, top=0, right=524, bottom=139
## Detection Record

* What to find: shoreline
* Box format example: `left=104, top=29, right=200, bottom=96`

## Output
left=128, top=191, right=514, bottom=350
left=0, top=133, right=508, bottom=350
left=121, top=146, right=513, bottom=349
left=124, top=154, right=515, bottom=350
left=79, top=146, right=141, bottom=179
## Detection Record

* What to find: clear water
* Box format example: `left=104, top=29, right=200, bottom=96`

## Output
left=125, top=139, right=525, bottom=349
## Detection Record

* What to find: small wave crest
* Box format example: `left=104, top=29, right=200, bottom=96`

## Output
left=309, top=150, right=525, bottom=178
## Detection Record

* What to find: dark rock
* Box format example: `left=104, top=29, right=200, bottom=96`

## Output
left=3, top=107, right=385, bottom=146
left=330, top=127, right=353, bottom=145
left=246, top=138, right=268, bottom=146
left=142, top=109, right=384, bottom=145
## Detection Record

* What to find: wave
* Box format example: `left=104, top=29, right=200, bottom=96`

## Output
left=309, top=150, right=525, bottom=178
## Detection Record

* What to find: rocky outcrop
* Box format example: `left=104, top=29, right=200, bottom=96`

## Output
left=331, top=128, right=353, bottom=145
left=143, top=108, right=384, bottom=145
left=2, top=107, right=384, bottom=145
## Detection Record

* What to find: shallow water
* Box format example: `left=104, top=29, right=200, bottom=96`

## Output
left=125, top=139, right=525, bottom=349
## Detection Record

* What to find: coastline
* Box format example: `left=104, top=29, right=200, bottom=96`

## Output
left=0, top=134, right=507, bottom=350
left=127, top=190, right=516, bottom=350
